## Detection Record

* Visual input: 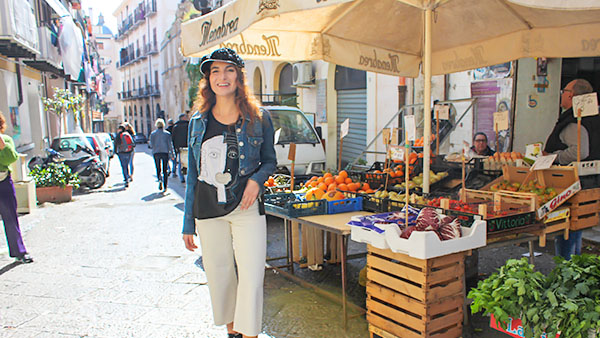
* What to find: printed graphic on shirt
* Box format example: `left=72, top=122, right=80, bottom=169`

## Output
left=198, top=135, right=228, bottom=203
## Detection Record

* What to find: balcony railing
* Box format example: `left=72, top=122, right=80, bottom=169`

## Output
left=146, top=0, right=157, bottom=16
left=146, top=42, right=158, bottom=55
left=150, top=85, right=160, bottom=97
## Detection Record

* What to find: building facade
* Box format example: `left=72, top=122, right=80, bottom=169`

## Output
left=113, top=0, right=177, bottom=137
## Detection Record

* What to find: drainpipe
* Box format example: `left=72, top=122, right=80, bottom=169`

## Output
left=15, top=60, right=23, bottom=106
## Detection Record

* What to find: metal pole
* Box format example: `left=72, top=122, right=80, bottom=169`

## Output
left=423, top=6, right=433, bottom=194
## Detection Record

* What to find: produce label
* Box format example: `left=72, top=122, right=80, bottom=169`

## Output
left=435, top=104, right=450, bottom=120
left=537, top=181, right=581, bottom=219
left=388, top=145, right=404, bottom=161
left=490, top=315, right=560, bottom=338
left=487, top=212, right=535, bottom=233
left=493, top=110, right=509, bottom=131
left=531, top=154, right=557, bottom=171
left=341, top=118, right=350, bottom=139
left=572, top=92, right=599, bottom=118
left=404, top=115, right=416, bottom=141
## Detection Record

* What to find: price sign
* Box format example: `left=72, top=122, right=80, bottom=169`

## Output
left=531, top=154, right=557, bottom=171
left=391, top=128, right=399, bottom=145
left=493, top=110, right=509, bottom=131
left=572, top=93, right=599, bottom=117
left=404, top=115, right=416, bottom=141
left=288, top=143, right=297, bottom=161
left=382, top=128, right=391, bottom=145
left=435, top=104, right=450, bottom=120
left=389, top=145, right=405, bottom=161
left=340, top=118, right=350, bottom=139
left=274, top=128, right=282, bottom=145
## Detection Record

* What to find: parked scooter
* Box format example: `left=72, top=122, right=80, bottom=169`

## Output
left=28, top=146, right=107, bottom=189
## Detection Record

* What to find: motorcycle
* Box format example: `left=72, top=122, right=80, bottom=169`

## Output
left=29, top=146, right=107, bottom=189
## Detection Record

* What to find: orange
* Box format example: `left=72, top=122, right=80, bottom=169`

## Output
left=317, top=182, right=327, bottom=191
left=323, top=172, right=333, bottom=178
left=324, top=190, right=345, bottom=201
left=309, top=181, right=318, bottom=188
left=327, top=183, right=337, bottom=191
left=338, top=170, right=348, bottom=179
left=317, top=177, right=325, bottom=183
left=345, top=177, right=353, bottom=184
left=306, top=187, right=325, bottom=200
left=366, top=189, right=375, bottom=194
left=309, top=176, right=318, bottom=182
left=324, top=177, right=334, bottom=186
left=362, top=183, right=371, bottom=191
left=337, top=183, right=348, bottom=191
left=335, top=175, right=345, bottom=184
left=373, top=170, right=382, bottom=174
left=349, top=182, right=360, bottom=191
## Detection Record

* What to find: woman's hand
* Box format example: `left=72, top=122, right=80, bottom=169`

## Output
left=240, top=179, right=260, bottom=210
left=183, top=234, right=197, bottom=251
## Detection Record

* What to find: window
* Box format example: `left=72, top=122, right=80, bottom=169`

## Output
left=270, top=109, right=320, bottom=144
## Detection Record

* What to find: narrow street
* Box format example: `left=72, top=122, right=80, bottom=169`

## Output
left=0, top=145, right=369, bottom=338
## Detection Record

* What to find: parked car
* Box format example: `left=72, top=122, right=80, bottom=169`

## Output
left=133, top=133, right=147, bottom=144
left=96, top=132, right=114, bottom=158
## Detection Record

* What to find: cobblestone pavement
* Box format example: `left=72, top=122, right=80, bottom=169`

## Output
left=0, top=146, right=368, bottom=338
left=5, top=145, right=595, bottom=338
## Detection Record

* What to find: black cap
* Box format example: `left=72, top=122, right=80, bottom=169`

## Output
left=200, top=48, right=245, bottom=75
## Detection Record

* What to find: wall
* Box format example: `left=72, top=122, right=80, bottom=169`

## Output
left=446, top=71, right=474, bottom=154
left=367, top=72, right=399, bottom=164
left=513, top=58, right=561, bottom=152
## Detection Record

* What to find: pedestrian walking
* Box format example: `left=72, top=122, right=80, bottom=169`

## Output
left=172, top=112, right=189, bottom=183
left=149, top=118, right=174, bottom=192
left=166, top=118, right=175, bottom=175
left=124, top=122, right=136, bottom=181
left=0, top=111, right=33, bottom=263
left=182, top=48, right=276, bottom=338
left=114, top=124, right=135, bottom=187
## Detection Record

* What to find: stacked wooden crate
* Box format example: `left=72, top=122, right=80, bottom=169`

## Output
left=565, top=187, right=600, bottom=231
left=366, top=246, right=465, bottom=338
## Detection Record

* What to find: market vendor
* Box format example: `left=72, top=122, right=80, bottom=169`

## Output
left=470, top=132, right=495, bottom=156
left=544, top=78, right=600, bottom=260
left=543, top=79, right=600, bottom=164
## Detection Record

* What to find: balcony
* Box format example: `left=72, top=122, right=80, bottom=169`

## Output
left=146, top=0, right=157, bottom=17
left=23, top=27, right=64, bottom=77
left=146, top=42, right=158, bottom=55
left=116, top=14, right=134, bottom=40
left=0, top=0, right=39, bottom=58
left=118, top=91, right=132, bottom=101
left=150, top=85, right=160, bottom=97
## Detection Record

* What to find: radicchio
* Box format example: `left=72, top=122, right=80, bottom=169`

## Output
left=415, top=207, right=441, bottom=231
left=438, top=218, right=462, bottom=240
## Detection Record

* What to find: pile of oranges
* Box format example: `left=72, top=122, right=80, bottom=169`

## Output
left=303, top=170, right=376, bottom=194
left=413, top=134, right=436, bottom=147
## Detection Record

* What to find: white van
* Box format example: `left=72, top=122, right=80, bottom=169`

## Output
left=264, top=106, right=326, bottom=176
left=180, top=106, right=326, bottom=177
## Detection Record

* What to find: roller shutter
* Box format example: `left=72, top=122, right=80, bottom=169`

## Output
left=337, top=88, right=367, bottom=168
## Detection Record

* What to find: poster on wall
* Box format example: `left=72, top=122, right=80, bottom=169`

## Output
left=472, top=62, right=512, bottom=80
left=471, top=78, right=513, bottom=152
left=316, top=79, right=327, bottom=123
left=9, top=107, right=21, bottom=142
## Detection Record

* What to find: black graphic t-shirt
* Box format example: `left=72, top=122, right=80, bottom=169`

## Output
left=193, top=112, right=249, bottom=219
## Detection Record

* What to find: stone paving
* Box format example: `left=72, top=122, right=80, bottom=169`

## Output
left=2, top=145, right=598, bottom=338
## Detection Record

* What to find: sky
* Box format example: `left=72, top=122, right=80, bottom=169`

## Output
left=80, top=0, right=121, bottom=33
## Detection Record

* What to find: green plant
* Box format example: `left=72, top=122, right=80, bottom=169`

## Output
left=42, top=88, right=85, bottom=134
left=469, top=256, right=600, bottom=338
left=185, top=62, right=203, bottom=109
left=29, top=163, right=80, bottom=189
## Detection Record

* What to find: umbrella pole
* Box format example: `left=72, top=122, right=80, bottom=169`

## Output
left=423, top=6, right=433, bottom=194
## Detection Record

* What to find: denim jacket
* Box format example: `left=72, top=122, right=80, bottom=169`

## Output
left=182, top=109, right=277, bottom=234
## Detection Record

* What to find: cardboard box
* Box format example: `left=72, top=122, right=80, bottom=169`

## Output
left=14, top=178, right=36, bottom=214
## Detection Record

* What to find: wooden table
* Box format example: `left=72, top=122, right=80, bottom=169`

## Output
left=266, top=210, right=371, bottom=328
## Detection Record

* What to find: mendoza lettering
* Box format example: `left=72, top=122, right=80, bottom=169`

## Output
left=221, top=34, right=281, bottom=57
left=358, top=50, right=400, bottom=74
left=199, top=11, right=239, bottom=48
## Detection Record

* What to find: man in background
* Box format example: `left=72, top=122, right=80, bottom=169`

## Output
left=171, top=112, right=189, bottom=183
left=166, top=119, right=175, bottom=175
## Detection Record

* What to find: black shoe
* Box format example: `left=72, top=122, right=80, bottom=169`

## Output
left=159, top=181, right=163, bottom=191
left=16, top=254, right=33, bottom=264
left=227, top=334, right=242, bottom=338
left=124, top=181, right=129, bottom=187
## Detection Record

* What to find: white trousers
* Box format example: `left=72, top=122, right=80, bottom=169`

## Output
left=195, top=202, right=266, bottom=336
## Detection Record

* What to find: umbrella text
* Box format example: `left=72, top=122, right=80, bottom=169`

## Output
left=199, top=11, right=239, bottom=48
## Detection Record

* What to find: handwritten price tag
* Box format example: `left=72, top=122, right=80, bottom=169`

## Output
left=341, top=118, right=350, bottom=139
left=288, top=143, right=297, bottom=161
left=389, top=145, right=405, bottom=161
left=572, top=92, right=599, bottom=118
left=382, top=128, right=390, bottom=145
left=531, top=154, right=557, bottom=171
left=493, top=110, right=509, bottom=131
left=404, top=115, right=416, bottom=141
left=435, top=104, right=450, bottom=120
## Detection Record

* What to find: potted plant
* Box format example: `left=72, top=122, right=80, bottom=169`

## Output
left=29, top=162, right=80, bottom=203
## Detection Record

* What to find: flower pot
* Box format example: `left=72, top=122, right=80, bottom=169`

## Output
left=36, top=185, right=73, bottom=204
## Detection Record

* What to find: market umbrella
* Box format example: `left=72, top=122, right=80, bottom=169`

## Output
left=180, top=0, right=600, bottom=192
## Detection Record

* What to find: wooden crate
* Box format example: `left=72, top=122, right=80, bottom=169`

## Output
left=366, top=246, right=465, bottom=338
left=565, top=188, right=600, bottom=231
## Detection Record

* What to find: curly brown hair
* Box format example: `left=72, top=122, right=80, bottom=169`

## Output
left=0, top=111, right=6, bottom=133
left=191, top=66, right=262, bottom=123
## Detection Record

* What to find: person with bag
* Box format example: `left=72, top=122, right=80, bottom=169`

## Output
left=124, top=122, right=136, bottom=181
left=171, top=112, right=190, bottom=183
left=0, top=111, right=33, bottom=263
left=149, top=118, right=174, bottom=192
left=115, top=124, right=134, bottom=187
left=182, top=48, right=276, bottom=338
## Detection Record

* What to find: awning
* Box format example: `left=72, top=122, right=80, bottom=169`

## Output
left=43, top=0, right=70, bottom=17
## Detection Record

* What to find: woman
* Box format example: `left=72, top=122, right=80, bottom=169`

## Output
left=0, top=111, right=33, bottom=263
left=124, top=122, right=136, bottom=181
left=182, top=48, right=276, bottom=338
left=149, top=118, right=174, bottom=192
left=114, top=124, right=133, bottom=187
